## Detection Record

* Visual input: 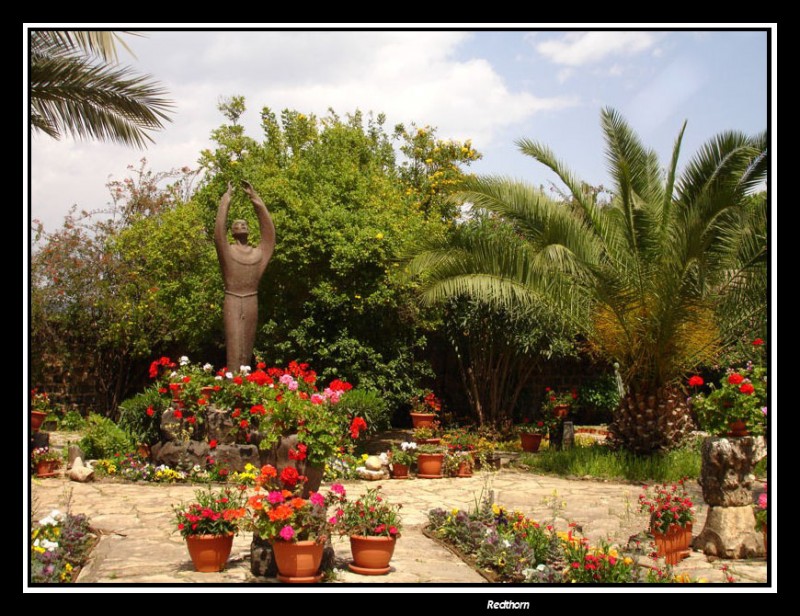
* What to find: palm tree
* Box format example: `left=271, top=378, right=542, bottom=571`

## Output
left=30, top=30, right=172, bottom=148
left=410, top=108, right=767, bottom=453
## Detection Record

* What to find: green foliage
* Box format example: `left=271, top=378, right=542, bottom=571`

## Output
left=578, top=373, right=622, bottom=424
left=117, top=384, right=167, bottom=445
left=193, top=102, right=479, bottom=413
left=333, top=388, right=389, bottom=433
left=58, top=410, right=86, bottom=431
left=692, top=363, right=767, bottom=436
left=517, top=443, right=701, bottom=483
left=78, top=414, right=134, bottom=458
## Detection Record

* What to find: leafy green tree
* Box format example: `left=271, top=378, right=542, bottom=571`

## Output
left=193, top=100, right=479, bottom=412
left=30, top=30, right=172, bottom=147
left=410, top=108, right=766, bottom=453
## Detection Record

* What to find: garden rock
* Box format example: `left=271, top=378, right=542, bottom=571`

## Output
left=699, top=436, right=767, bottom=506
left=159, top=408, right=183, bottom=442
left=67, top=445, right=85, bottom=468
left=213, top=443, right=259, bottom=472
left=693, top=506, right=765, bottom=559
left=206, top=408, right=237, bottom=444
left=357, top=467, right=388, bottom=481
left=364, top=455, right=384, bottom=471
left=151, top=440, right=210, bottom=470
left=68, top=457, right=94, bottom=482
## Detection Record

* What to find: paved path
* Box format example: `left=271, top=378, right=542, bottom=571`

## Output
left=30, top=468, right=768, bottom=585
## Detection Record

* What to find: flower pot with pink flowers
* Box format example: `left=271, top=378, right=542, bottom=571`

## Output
left=330, top=485, right=402, bottom=575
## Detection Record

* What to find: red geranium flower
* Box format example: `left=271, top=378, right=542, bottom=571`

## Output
left=173, top=410, right=183, bottom=419
left=739, top=383, right=755, bottom=395
left=280, top=466, right=301, bottom=487
left=146, top=406, right=155, bottom=417
left=688, top=375, right=704, bottom=387
left=232, top=376, right=243, bottom=385
left=350, top=416, right=368, bottom=439
left=209, top=439, right=218, bottom=449
left=752, top=338, right=764, bottom=346
left=728, top=373, right=744, bottom=385
left=187, top=416, right=196, bottom=425
left=232, top=408, right=241, bottom=418
left=257, top=362, right=266, bottom=370
left=239, top=419, right=249, bottom=429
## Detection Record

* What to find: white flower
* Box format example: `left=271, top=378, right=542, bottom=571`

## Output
left=202, top=363, right=213, bottom=372
left=379, top=452, right=388, bottom=464
left=400, top=441, right=417, bottom=451
left=214, top=375, right=223, bottom=381
left=169, top=371, right=177, bottom=378
left=179, top=356, right=190, bottom=366
left=225, top=372, right=233, bottom=379
left=536, top=564, right=546, bottom=571
left=38, top=509, right=64, bottom=526
left=239, top=365, right=251, bottom=375
left=502, top=539, right=511, bottom=548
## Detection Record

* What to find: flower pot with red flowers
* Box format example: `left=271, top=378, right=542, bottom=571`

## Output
left=31, top=389, right=52, bottom=433
left=416, top=444, right=445, bottom=478
left=246, top=464, right=340, bottom=583
left=331, top=486, right=401, bottom=575
left=542, top=387, right=578, bottom=419
left=517, top=415, right=557, bottom=453
left=444, top=450, right=474, bottom=478
left=690, top=350, right=767, bottom=437
left=31, top=447, right=61, bottom=477
left=409, top=391, right=441, bottom=428
left=173, top=486, right=247, bottom=572
left=389, top=442, right=417, bottom=479
left=639, top=479, right=695, bottom=564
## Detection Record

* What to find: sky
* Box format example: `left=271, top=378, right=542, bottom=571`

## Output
left=29, top=28, right=771, bottom=231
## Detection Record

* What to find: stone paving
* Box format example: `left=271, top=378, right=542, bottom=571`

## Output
left=30, top=467, right=769, bottom=585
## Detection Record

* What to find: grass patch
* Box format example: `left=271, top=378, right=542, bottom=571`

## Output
left=516, top=444, right=701, bottom=483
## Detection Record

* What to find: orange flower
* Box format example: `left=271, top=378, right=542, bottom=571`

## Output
left=290, top=498, right=306, bottom=510
left=282, top=490, right=293, bottom=498
left=268, top=504, right=294, bottom=522
left=260, top=465, right=277, bottom=479
left=223, top=508, right=246, bottom=521
left=248, top=495, right=264, bottom=510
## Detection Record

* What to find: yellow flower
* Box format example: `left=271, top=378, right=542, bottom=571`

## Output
left=451, top=508, right=459, bottom=516
left=674, top=574, right=691, bottom=583
left=355, top=295, right=362, bottom=300
left=623, top=557, right=633, bottom=566
left=425, top=158, right=433, bottom=164
left=361, top=453, right=369, bottom=461
left=375, top=232, right=384, bottom=240
left=491, top=503, right=501, bottom=515
left=32, top=546, right=45, bottom=554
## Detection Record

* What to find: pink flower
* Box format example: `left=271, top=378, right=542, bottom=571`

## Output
left=328, top=516, right=338, bottom=524
left=758, top=493, right=767, bottom=509
left=279, top=525, right=295, bottom=541
left=389, top=526, right=398, bottom=535
left=310, top=492, right=325, bottom=507
left=288, top=380, right=299, bottom=391
left=310, top=393, right=325, bottom=405
left=330, top=483, right=345, bottom=495
left=374, top=524, right=386, bottom=534
left=761, top=406, right=768, bottom=416
left=268, top=491, right=285, bottom=504
left=279, top=374, right=294, bottom=386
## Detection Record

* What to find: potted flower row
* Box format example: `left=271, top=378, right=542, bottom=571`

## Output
left=389, top=443, right=474, bottom=479
left=639, top=480, right=695, bottom=565
left=173, top=465, right=403, bottom=580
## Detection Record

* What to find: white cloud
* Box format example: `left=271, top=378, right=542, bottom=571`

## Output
left=557, top=68, right=574, bottom=83
left=535, top=32, right=658, bottom=67
left=608, top=63, right=624, bottom=77
left=31, top=31, right=576, bottom=230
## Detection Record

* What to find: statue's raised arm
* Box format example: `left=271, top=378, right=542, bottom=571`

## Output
left=214, top=181, right=234, bottom=265
left=242, top=180, right=276, bottom=268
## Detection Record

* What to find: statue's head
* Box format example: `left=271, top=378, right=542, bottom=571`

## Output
left=231, top=219, right=249, bottom=242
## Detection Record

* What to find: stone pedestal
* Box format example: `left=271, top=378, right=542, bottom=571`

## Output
left=694, top=435, right=766, bottom=558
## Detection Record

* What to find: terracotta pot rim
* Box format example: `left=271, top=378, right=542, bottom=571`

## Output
left=185, top=532, right=235, bottom=540
left=409, top=412, right=436, bottom=417
left=349, top=534, right=397, bottom=542
left=271, top=538, right=324, bottom=546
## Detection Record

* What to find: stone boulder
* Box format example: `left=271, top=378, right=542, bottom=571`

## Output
left=699, top=436, right=767, bottom=506
left=68, top=457, right=94, bottom=482
left=206, top=408, right=238, bottom=445
left=693, top=506, right=765, bottom=559
left=212, top=443, right=260, bottom=472
left=151, top=440, right=210, bottom=470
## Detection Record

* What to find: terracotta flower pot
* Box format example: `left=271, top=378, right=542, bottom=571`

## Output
left=271, top=540, right=324, bottom=583
left=185, top=533, right=234, bottom=572
left=416, top=453, right=444, bottom=479
left=417, top=438, right=441, bottom=446
left=348, top=535, right=396, bottom=575
left=728, top=420, right=748, bottom=437
left=390, top=463, right=410, bottom=479
left=31, top=411, right=48, bottom=433
left=652, top=524, right=690, bottom=566
left=456, top=460, right=473, bottom=478
left=137, top=443, right=151, bottom=459
left=410, top=412, right=436, bottom=429
left=553, top=404, right=570, bottom=419
left=520, top=432, right=543, bottom=453
left=34, top=460, right=60, bottom=478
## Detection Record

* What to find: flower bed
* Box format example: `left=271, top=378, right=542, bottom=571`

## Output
left=427, top=499, right=699, bottom=584
left=31, top=510, right=95, bottom=583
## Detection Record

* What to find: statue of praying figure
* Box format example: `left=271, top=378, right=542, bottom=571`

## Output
left=214, top=180, right=275, bottom=372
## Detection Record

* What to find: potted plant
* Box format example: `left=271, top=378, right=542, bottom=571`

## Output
left=330, top=485, right=402, bottom=575
left=31, top=389, right=51, bottom=433
left=31, top=447, right=61, bottom=477
left=409, top=391, right=441, bottom=429
left=389, top=442, right=417, bottom=479
left=173, top=486, right=246, bottom=572
left=412, top=424, right=440, bottom=445
left=444, top=450, right=474, bottom=478
left=638, top=479, right=695, bottom=565
left=691, top=355, right=767, bottom=437
left=246, top=463, right=336, bottom=583
left=517, top=416, right=556, bottom=453
left=542, top=387, right=578, bottom=419
left=416, top=444, right=445, bottom=479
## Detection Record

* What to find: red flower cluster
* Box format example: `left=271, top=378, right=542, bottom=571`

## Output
left=279, top=466, right=303, bottom=488
left=688, top=375, right=704, bottom=387
left=288, top=443, right=308, bottom=461
left=148, top=356, right=174, bottom=379
left=247, top=370, right=273, bottom=386
left=728, top=373, right=745, bottom=385
left=350, top=417, right=368, bottom=439
left=752, top=338, right=764, bottom=346
left=329, top=379, right=353, bottom=393
left=739, top=383, right=755, bottom=395
left=146, top=406, right=155, bottom=417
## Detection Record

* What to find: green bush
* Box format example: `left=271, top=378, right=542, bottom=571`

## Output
left=578, top=373, right=621, bottom=424
left=335, top=389, right=390, bottom=434
left=117, top=385, right=166, bottom=445
left=58, top=410, right=86, bottom=431
left=78, top=414, right=134, bottom=459
left=517, top=443, right=700, bottom=483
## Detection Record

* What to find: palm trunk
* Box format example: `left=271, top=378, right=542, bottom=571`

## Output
left=609, top=386, right=694, bottom=454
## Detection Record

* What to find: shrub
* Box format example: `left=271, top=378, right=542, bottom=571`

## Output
left=578, top=373, right=621, bottom=424
left=78, top=414, right=134, bottom=459
left=117, top=385, right=166, bottom=445
left=333, top=388, right=389, bottom=434
left=58, top=410, right=86, bottom=431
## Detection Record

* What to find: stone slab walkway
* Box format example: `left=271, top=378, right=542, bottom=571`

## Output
left=30, top=469, right=768, bottom=585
